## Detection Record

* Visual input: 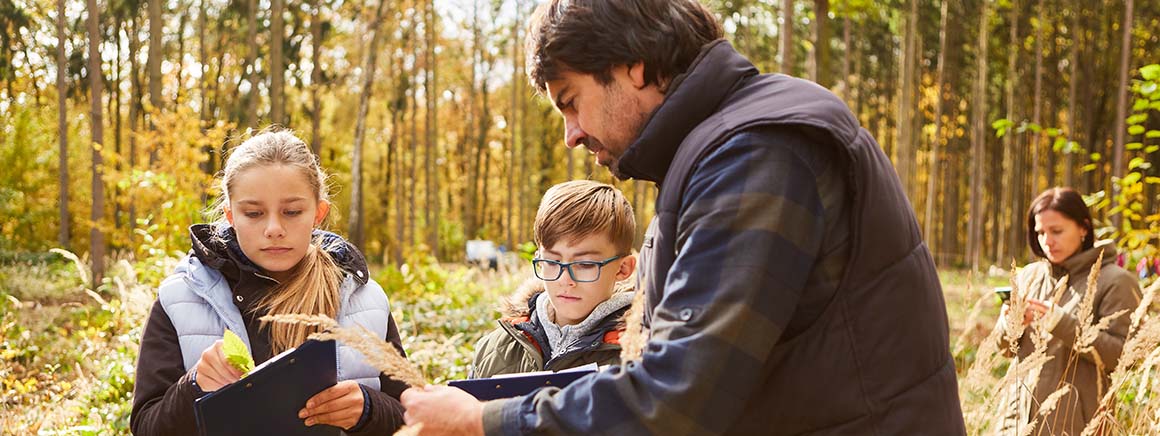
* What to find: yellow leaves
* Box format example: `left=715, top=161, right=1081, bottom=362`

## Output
left=3, top=375, right=39, bottom=395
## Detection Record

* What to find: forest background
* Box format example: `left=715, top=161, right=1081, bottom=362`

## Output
left=2, top=0, right=1160, bottom=434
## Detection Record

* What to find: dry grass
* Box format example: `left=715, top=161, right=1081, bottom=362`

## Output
left=6, top=251, right=1158, bottom=435
left=262, top=314, right=428, bottom=388
left=953, top=257, right=1160, bottom=436
left=619, top=286, right=648, bottom=362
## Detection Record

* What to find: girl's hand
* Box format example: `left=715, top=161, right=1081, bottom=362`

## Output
left=194, top=340, right=244, bottom=392
left=299, top=380, right=365, bottom=430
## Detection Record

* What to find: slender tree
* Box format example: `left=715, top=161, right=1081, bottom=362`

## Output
left=924, top=0, right=951, bottom=250
left=86, top=0, right=106, bottom=284
left=310, top=0, right=325, bottom=156
left=57, top=0, right=69, bottom=249
left=426, top=0, right=440, bottom=257
left=348, top=0, right=389, bottom=249
left=780, top=0, right=794, bottom=74
left=1111, top=0, right=1134, bottom=229
left=1030, top=0, right=1045, bottom=194
left=997, top=0, right=1020, bottom=264
left=199, top=0, right=214, bottom=175
left=507, top=0, right=520, bottom=249
left=271, top=0, right=285, bottom=125
left=245, top=0, right=259, bottom=128
left=1064, top=1, right=1080, bottom=187
left=895, top=0, right=919, bottom=204
left=969, top=0, right=989, bottom=271
left=148, top=0, right=162, bottom=115
left=812, top=0, right=830, bottom=87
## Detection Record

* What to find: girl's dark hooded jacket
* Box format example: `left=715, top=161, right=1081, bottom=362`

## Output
left=130, top=224, right=408, bottom=436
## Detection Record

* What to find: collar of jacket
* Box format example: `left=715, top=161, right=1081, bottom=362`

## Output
left=1051, top=239, right=1118, bottom=280
left=188, top=224, right=371, bottom=291
left=616, top=39, right=759, bottom=184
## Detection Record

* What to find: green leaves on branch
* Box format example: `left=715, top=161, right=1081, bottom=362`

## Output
left=992, top=118, right=1015, bottom=138
left=1141, top=64, right=1160, bottom=81
left=1128, top=157, right=1152, bottom=171
left=222, top=329, right=255, bottom=376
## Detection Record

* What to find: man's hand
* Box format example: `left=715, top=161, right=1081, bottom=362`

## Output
left=300, top=380, right=365, bottom=430
left=400, top=385, right=485, bottom=436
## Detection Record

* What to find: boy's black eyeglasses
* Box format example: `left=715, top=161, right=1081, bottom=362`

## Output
left=531, top=255, right=624, bottom=283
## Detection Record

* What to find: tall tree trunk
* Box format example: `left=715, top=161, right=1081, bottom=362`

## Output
left=1111, top=0, right=1133, bottom=229
left=840, top=17, right=851, bottom=102
left=394, top=52, right=408, bottom=267
left=57, top=0, right=69, bottom=249
left=924, top=0, right=951, bottom=253
left=408, top=25, right=418, bottom=250
left=474, top=72, right=491, bottom=239
left=506, top=2, right=520, bottom=249
left=852, top=19, right=863, bottom=120
left=112, top=19, right=123, bottom=231
left=148, top=0, right=162, bottom=114
left=245, top=0, right=259, bottom=128
left=463, top=0, right=481, bottom=240
left=998, top=0, right=1020, bottom=265
left=348, top=0, right=389, bottom=250
left=1030, top=0, right=1044, bottom=195
left=86, top=0, right=106, bottom=285
left=174, top=12, right=188, bottom=105
left=426, top=0, right=440, bottom=258
left=146, top=0, right=163, bottom=167
left=310, top=1, right=324, bottom=156
left=1064, top=1, right=1080, bottom=188
left=128, top=18, right=141, bottom=231
left=895, top=0, right=918, bottom=204
left=969, top=0, right=990, bottom=272
left=199, top=0, right=214, bottom=175
left=271, top=0, right=284, bottom=125
left=780, top=0, right=794, bottom=74
left=812, top=0, right=829, bottom=87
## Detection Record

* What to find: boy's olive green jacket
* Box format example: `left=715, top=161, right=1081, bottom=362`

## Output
left=470, top=279, right=632, bottom=379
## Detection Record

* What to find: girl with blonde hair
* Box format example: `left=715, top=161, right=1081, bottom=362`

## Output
left=131, top=130, right=407, bottom=435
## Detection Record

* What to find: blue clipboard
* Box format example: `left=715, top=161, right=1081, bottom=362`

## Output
left=194, top=339, right=340, bottom=436
left=449, top=363, right=598, bottom=401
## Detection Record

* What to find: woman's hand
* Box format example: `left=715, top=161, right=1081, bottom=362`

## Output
left=194, top=340, right=243, bottom=392
left=1022, top=298, right=1053, bottom=326
left=299, top=380, right=365, bottom=430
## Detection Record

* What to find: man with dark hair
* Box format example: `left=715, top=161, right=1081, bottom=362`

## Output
left=401, top=1, right=966, bottom=434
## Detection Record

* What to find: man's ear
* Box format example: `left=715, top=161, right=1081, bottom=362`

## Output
left=314, top=200, right=330, bottom=226
left=626, top=62, right=648, bottom=89
left=616, top=254, right=637, bottom=281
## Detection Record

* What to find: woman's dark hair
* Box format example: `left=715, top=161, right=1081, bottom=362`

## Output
left=1026, top=187, right=1096, bottom=258
left=525, top=0, right=723, bottom=95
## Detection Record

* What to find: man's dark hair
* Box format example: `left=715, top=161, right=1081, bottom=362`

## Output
left=1026, top=187, right=1096, bottom=259
left=525, top=0, right=723, bottom=95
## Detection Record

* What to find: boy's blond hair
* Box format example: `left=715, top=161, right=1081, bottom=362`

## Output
left=534, top=180, right=635, bottom=254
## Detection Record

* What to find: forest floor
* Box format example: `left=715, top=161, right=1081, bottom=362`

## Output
left=0, top=253, right=1061, bottom=435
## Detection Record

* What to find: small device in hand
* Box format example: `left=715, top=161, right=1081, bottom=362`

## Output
left=994, top=286, right=1012, bottom=304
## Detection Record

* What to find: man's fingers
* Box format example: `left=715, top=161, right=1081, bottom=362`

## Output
left=401, top=387, right=421, bottom=407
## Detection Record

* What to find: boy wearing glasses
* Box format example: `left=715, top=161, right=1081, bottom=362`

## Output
left=470, top=180, right=637, bottom=379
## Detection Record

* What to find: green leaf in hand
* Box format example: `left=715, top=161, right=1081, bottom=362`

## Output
left=222, top=329, right=255, bottom=376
